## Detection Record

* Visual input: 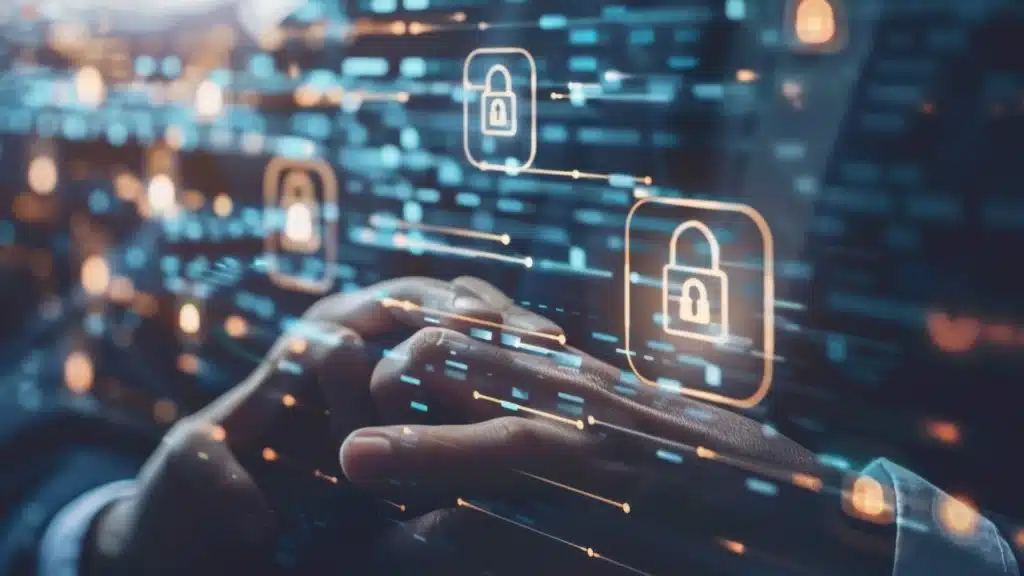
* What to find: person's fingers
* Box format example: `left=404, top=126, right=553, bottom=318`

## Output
left=107, top=420, right=275, bottom=575
left=451, top=276, right=566, bottom=344
left=338, top=417, right=633, bottom=498
left=196, top=321, right=368, bottom=448
left=303, top=277, right=503, bottom=340
left=368, top=327, right=816, bottom=472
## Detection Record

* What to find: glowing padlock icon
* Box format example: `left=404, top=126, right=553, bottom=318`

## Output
left=662, top=220, right=730, bottom=344
left=680, top=278, right=711, bottom=325
left=480, top=64, right=517, bottom=137
left=279, top=169, right=321, bottom=254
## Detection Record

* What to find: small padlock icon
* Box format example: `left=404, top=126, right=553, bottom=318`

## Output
left=279, top=169, right=321, bottom=254
left=661, top=220, right=730, bottom=343
left=481, top=64, right=518, bottom=137
left=680, top=278, right=711, bottom=325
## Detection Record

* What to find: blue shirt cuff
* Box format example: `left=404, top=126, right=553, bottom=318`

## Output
left=864, top=459, right=1018, bottom=576
left=37, top=480, right=137, bottom=576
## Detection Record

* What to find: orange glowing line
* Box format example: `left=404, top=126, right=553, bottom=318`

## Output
left=514, top=469, right=630, bottom=513
left=587, top=416, right=828, bottom=494
left=457, top=499, right=653, bottom=575
left=478, top=164, right=653, bottom=185
left=457, top=498, right=587, bottom=551
left=371, top=215, right=511, bottom=245
left=473, top=390, right=584, bottom=429
left=378, top=298, right=567, bottom=345
left=393, top=233, right=532, bottom=267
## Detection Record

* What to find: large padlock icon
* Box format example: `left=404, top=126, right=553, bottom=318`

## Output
left=661, top=220, right=730, bottom=343
left=279, top=169, right=321, bottom=254
left=481, top=64, right=518, bottom=137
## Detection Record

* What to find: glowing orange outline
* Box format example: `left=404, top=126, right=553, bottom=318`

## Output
left=463, top=47, right=538, bottom=172
left=624, top=197, right=775, bottom=409
left=262, top=157, right=338, bottom=294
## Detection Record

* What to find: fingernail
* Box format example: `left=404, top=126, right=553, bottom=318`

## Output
left=339, top=431, right=395, bottom=483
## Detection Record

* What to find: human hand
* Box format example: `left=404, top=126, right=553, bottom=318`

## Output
left=338, top=281, right=893, bottom=575
left=82, top=276, right=557, bottom=576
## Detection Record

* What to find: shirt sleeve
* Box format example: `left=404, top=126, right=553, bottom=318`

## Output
left=863, top=458, right=1019, bottom=576
left=36, top=480, right=137, bottom=576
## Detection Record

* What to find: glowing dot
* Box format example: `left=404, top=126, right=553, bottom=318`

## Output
left=557, top=334, right=567, bottom=345
left=294, top=85, right=321, bottom=108
left=285, top=203, right=315, bottom=244
left=289, top=338, right=308, bottom=355
left=586, top=548, right=594, bottom=557
left=572, top=170, right=581, bottom=179
left=473, top=390, right=481, bottom=399
left=262, top=447, right=278, bottom=462
left=153, top=399, right=178, bottom=423
left=28, top=155, right=58, bottom=195
left=587, top=415, right=596, bottom=426
left=211, top=425, right=227, bottom=442
left=452, top=11, right=467, bottom=22
left=282, top=394, right=297, bottom=407
left=576, top=420, right=585, bottom=430
left=211, top=194, right=233, bottom=219
left=736, top=69, right=758, bottom=83
left=147, top=174, right=176, bottom=213
left=939, top=495, right=979, bottom=536
left=224, top=315, right=247, bottom=338
left=397, top=91, right=410, bottom=103
left=195, top=80, right=224, bottom=118
left=64, top=351, right=94, bottom=394
left=524, top=257, right=534, bottom=268
left=75, top=66, right=105, bottom=107
left=644, top=176, right=653, bottom=185
left=1014, top=528, right=1024, bottom=549
left=850, top=475, right=887, bottom=518
left=478, top=22, right=489, bottom=30
left=179, top=302, right=201, bottom=335
left=81, top=255, right=111, bottom=296
left=177, top=353, right=199, bottom=374
left=795, top=0, right=837, bottom=46
left=622, top=502, right=631, bottom=514
left=722, top=540, right=746, bottom=555
left=500, top=234, right=511, bottom=245
left=926, top=420, right=961, bottom=445
left=391, top=21, right=407, bottom=35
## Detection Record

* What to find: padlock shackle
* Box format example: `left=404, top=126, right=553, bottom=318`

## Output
left=484, top=64, right=513, bottom=92
left=668, top=220, right=721, bottom=269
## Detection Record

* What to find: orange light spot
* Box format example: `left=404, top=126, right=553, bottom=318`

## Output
left=850, top=475, right=887, bottom=518
left=81, top=255, right=111, bottom=296
left=926, top=420, right=961, bottom=445
left=938, top=495, right=979, bottom=537
left=282, top=394, right=297, bottom=407
left=177, top=353, right=199, bottom=374
left=927, top=312, right=981, bottom=353
left=721, top=540, right=746, bottom=555
left=795, top=0, right=836, bottom=46
left=289, top=338, right=308, bottom=355
left=153, top=399, right=178, bottom=424
left=263, top=447, right=278, bottom=462
left=179, top=302, right=201, bottom=335
left=225, top=315, right=248, bottom=338
left=210, top=425, right=227, bottom=442
left=736, top=69, right=758, bottom=83
left=793, top=473, right=824, bottom=492
left=64, top=351, right=94, bottom=395
left=28, top=155, right=58, bottom=195
left=696, top=446, right=717, bottom=459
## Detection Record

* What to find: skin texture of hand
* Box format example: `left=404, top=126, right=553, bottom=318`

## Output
left=337, top=281, right=896, bottom=576
left=82, top=276, right=563, bottom=576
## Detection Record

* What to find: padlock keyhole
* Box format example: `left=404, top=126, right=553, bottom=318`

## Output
left=680, top=279, right=711, bottom=325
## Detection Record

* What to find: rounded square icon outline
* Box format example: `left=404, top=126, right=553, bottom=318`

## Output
left=462, top=47, right=537, bottom=173
left=624, top=197, right=775, bottom=409
left=263, top=157, right=338, bottom=294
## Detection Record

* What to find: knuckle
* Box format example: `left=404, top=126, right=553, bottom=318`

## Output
left=488, top=416, right=540, bottom=452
